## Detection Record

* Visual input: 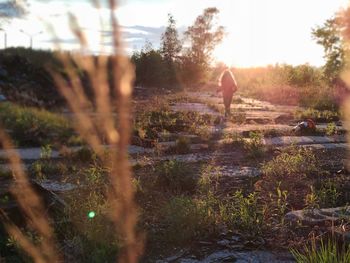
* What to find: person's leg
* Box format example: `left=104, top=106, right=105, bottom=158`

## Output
left=223, top=91, right=233, bottom=117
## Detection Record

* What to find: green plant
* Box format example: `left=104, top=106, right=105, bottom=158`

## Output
left=317, top=180, right=340, bottom=208
left=305, top=186, right=319, bottom=210
left=262, top=147, right=320, bottom=178
left=224, top=190, right=263, bottom=234
left=161, top=196, right=216, bottom=245
left=198, top=165, right=222, bottom=194
left=222, top=132, right=244, bottom=146
left=40, top=144, right=52, bottom=159
left=62, top=190, right=120, bottom=263
left=194, top=125, right=212, bottom=141
left=229, top=112, right=246, bottom=124
left=291, top=238, right=350, bottom=263
left=326, top=122, right=337, bottom=136
left=244, top=131, right=264, bottom=158
left=155, top=160, right=196, bottom=193
left=0, top=103, right=74, bottom=147
left=30, top=145, right=61, bottom=180
left=275, top=182, right=288, bottom=225
left=174, top=136, right=191, bottom=154
left=294, top=108, right=339, bottom=122
left=84, top=162, right=108, bottom=186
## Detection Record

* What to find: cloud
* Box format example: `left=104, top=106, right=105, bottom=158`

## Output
left=40, top=37, right=79, bottom=45
left=0, top=0, right=28, bottom=19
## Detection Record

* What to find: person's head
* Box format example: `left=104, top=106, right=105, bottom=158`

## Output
left=219, top=69, right=235, bottom=87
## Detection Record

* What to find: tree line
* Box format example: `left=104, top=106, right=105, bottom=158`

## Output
left=131, top=7, right=225, bottom=90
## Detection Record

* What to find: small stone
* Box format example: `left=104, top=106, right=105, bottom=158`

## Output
left=231, top=235, right=241, bottom=242
left=217, top=239, right=231, bottom=247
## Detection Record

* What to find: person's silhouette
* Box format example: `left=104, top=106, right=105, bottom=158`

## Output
left=217, top=69, right=238, bottom=117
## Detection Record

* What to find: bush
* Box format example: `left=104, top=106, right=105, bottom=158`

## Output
left=155, top=160, right=197, bottom=193
left=161, top=196, right=216, bottom=245
left=295, top=108, right=339, bottom=122
left=262, top=147, right=319, bottom=178
left=0, top=103, right=75, bottom=146
left=291, top=238, right=350, bottom=263
left=198, top=165, right=222, bottom=194
left=326, top=122, right=337, bottom=136
left=316, top=180, right=340, bottom=208
left=173, top=136, right=191, bottom=154
left=221, top=190, right=263, bottom=234
left=244, top=131, right=264, bottom=158
left=61, top=190, right=119, bottom=263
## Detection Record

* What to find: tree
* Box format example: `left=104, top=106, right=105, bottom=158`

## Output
left=131, top=41, right=166, bottom=88
left=160, top=14, right=182, bottom=88
left=183, top=7, right=225, bottom=84
left=312, top=17, right=345, bottom=83
left=161, top=14, right=182, bottom=62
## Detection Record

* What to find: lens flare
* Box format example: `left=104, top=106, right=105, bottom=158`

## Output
left=88, top=211, right=96, bottom=219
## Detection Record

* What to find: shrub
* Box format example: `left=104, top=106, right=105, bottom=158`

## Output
left=326, top=122, right=337, bottom=136
left=294, top=108, right=339, bottom=122
left=198, top=165, right=222, bottom=194
left=0, top=103, right=75, bottom=146
left=62, top=190, right=119, bottom=263
left=155, top=160, right=197, bottom=193
left=244, top=131, right=264, bottom=158
left=174, top=136, right=191, bottom=154
left=161, top=196, right=216, bottom=245
left=262, top=147, right=319, bottom=178
left=221, top=190, right=263, bottom=234
left=316, top=180, right=340, bottom=208
left=291, top=238, right=350, bottom=263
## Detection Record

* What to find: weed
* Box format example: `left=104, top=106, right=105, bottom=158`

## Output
left=72, top=147, right=96, bottom=163
left=262, top=147, right=319, bottom=178
left=276, top=182, right=288, bottom=225
left=62, top=190, right=119, bottom=263
left=227, top=191, right=263, bottom=234
left=291, top=237, right=350, bottom=263
left=31, top=145, right=58, bottom=180
left=232, top=96, right=244, bottom=104
left=0, top=168, right=12, bottom=178
left=193, top=125, right=212, bottom=141
left=244, top=131, right=264, bottom=158
left=222, top=132, right=244, bottom=146
left=155, top=160, right=197, bottom=193
left=174, top=136, right=191, bottom=154
left=161, top=196, right=216, bottom=245
left=229, top=112, right=246, bottom=124
left=326, top=122, right=337, bottom=136
left=40, top=144, right=52, bottom=159
left=198, top=165, right=222, bottom=194
left=305, top=186, right=319, bottom=210
left=0, top=103, right=74, bottom=147
left=295, top=108, right=339, bottom=122
left=317, top=180, right=340, bottom=208
left=219, top=190, right=263, bottom=235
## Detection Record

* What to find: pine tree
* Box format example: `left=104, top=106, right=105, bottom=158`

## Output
left=161, top=14, right=182, bottom=62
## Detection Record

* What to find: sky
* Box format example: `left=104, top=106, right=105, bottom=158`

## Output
left=0, top=0, right=349, bottom=67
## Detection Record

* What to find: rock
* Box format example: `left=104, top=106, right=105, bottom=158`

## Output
left=176, top=250, right=294, bottom=263
left=0, top=178, right=66, bottom=226
left=217, top=239, right=231, bottom=247
left=38, top=180, right=78, bottom=192
left=156, top=250, right=187, bottom=263
left=231, top=235, right=242, bottom=243
left=285, top=206, right=350, bottom=226
left=0, top=68, right=8, bottom=77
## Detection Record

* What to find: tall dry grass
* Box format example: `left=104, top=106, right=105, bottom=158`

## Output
left=0, top=0, right=141, bottom=262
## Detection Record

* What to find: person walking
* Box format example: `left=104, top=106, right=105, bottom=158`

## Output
left=217, top=69, right=238, bottom=117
